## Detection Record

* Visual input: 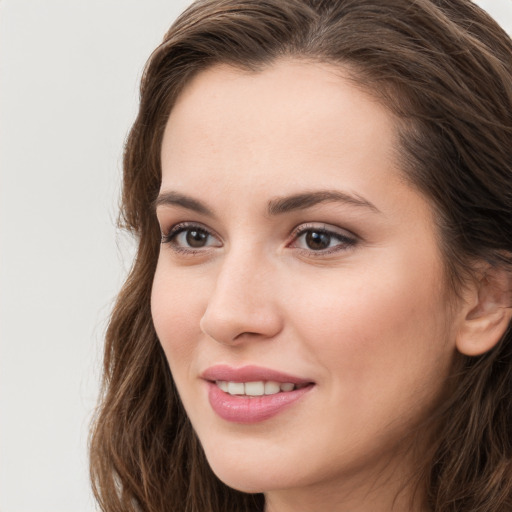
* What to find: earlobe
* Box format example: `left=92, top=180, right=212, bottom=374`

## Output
left=456, top=264, right=512, bottom=357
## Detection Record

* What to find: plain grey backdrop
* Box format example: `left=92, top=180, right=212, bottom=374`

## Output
left=0, top=1, right=510, bottom=511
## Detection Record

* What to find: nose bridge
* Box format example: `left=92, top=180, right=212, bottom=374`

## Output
left=200, top=243, right=282, bottom=344
left=216, top=246, right=262, bottom=302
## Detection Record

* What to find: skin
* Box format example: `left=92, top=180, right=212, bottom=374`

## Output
left=151, top=60, right=465, bottom=511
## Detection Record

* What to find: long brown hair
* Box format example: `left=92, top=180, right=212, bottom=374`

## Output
left=89, top=1, right=512, bottom=511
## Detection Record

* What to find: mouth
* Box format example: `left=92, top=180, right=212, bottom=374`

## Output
left=201, top=365, right=315, bottom=423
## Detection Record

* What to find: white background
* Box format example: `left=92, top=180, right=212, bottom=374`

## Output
left=0, top=1, right=510, bottom=511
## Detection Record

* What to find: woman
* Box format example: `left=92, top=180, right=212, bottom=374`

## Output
left=89, top=1, right=512, bottom=511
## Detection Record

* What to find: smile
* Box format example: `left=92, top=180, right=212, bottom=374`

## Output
left=202, top=365, right=315, bottom=423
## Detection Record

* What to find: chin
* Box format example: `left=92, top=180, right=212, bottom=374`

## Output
left=213, top=471, right=269, bottom=494
left=203, top=445, right=298, bottom=494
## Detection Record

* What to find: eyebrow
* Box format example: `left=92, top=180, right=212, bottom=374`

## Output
left=267, top=190, right=380, bottom=215
left=153, top=191, right=215, bottom=217
left=154, top=189, right=380, bottom=217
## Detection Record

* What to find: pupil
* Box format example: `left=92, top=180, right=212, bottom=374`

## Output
left=306, top=231, right=330, bottom=250
left=186, top=229, right=208, bottom=248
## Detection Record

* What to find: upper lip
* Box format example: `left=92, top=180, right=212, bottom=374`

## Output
left=201, top=364, right=314, bottom=384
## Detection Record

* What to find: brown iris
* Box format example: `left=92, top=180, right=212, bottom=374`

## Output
left=305, top=231, right=331, bottom=250
left=186, top=229, right=209, bottom=248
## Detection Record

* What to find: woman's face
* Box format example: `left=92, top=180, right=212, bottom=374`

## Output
left=152, top=61, right=460, bottom=506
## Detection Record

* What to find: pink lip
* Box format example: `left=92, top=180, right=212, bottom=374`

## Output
left=202, top=365, right=315, bottom=424
left=201, top=364, right=312, bottom=384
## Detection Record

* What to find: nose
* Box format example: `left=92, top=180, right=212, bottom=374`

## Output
left=199, top=249, right=283, bottom=345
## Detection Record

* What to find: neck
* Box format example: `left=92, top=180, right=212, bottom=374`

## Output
left=263, top=446, right=431, bottom=512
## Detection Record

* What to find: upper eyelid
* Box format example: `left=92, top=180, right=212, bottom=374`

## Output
left=289, top=222, right=357, bottom=240
left=161, top=221, right=354, bottom=237
left=162, top=221, right=217, bottom=236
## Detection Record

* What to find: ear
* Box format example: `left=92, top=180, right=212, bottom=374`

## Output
left=456, top=263, right=512, bottom=356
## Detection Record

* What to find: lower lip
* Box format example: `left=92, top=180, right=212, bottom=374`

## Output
left=206, top=381, right=314, bottom=423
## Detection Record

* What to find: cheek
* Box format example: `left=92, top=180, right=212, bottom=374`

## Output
left=151, top=264, right=207, bottom=374
left=288, top=255, right=454, bottom=412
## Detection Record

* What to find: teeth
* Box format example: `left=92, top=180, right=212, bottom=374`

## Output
left=227, top=382, right=244, bottom=395
left=244, top=381, right=265, bottom=396
left=217, top=381, right=228, bottom=392
left=216, top=380, right=298, bottom=396
left=264, top=381, right=281, bottom=395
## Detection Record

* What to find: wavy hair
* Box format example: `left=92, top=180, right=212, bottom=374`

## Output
left=89, top=1, right=512, bottom=511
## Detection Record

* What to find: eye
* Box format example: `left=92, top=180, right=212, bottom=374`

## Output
left=161, top=223, right=222, bottom=252
left=289, top=224, right=357, bottom=254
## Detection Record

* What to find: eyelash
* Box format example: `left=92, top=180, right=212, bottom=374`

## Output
left=160, top=222, right=220, bottom=255
left=160, top=222, right=358, bottom=256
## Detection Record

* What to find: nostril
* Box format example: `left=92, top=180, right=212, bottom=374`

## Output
left=233, top=331, right=260, bottom=339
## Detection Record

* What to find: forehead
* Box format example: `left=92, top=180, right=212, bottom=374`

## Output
left=160, top=59, right=405, bottom=213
